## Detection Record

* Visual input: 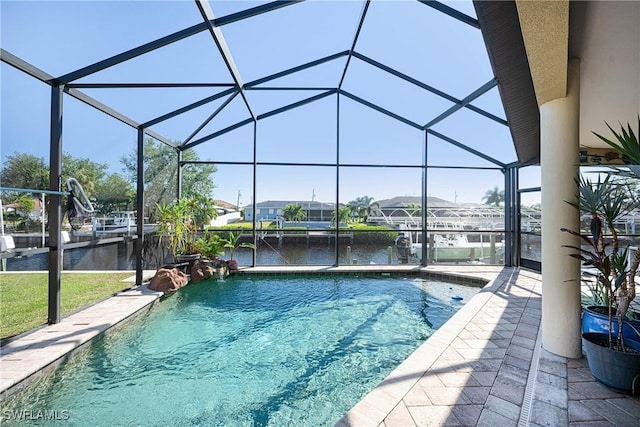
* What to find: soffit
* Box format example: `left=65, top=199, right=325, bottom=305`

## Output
left=473, top=1, right=540, bottom=165
left=474, top=0, right=640, bottom=161
left=516, top=0, right=569, bottom=106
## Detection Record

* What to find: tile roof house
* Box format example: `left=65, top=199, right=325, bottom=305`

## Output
left=244, top=200, right=342, bottom=222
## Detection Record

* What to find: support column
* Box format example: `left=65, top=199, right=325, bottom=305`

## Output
left=504, top=168, right=513, bottom=267
left=252, top=121, right=257, bottom=267
left=541, top=59, right=582, bottom=358
left=504, top=166, right=519, bottom=267
left=335, top=93, right=340, bottom=267
left=48, top=84, right=63, bottom=324
left=421, top=130, right=428, bottom=267
left=176, top=149, right=183, bottom=200
left=135, top=127, right=145, bottom=286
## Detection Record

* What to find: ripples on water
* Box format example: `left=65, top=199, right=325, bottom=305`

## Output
left=2, top=275, right=479, bottom=426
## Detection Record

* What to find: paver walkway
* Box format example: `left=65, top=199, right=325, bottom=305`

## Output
left=0, top=284, right=162, bottom=398
left=337, top=267, right=640, bottom=426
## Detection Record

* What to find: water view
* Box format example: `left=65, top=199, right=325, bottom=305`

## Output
left=4, top=236, right=513, bottom=271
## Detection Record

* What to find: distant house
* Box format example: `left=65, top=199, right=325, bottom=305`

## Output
left=2, top=197, right=45, bottom=220
left=210, top=200, right=241, bottom=226
left=213, top=199, right=238, bottom=214
left=244, top=200, right=342, bottom=222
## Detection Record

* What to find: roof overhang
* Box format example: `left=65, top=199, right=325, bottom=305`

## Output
left=473, top=1, right=541, bottom=166
left=475, top=1, right=640, bottom=163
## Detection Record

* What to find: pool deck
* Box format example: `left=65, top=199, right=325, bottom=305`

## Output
left=1, top=266, right=639, bottom=426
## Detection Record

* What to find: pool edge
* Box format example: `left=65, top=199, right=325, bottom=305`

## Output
left=0, top=286, right=163, bottom=402
left=0, top=265, right=502, bottom=405
left=335, top=266, right=513, bottom=426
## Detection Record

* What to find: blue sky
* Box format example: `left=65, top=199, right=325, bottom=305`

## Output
left=1, top=0, right=538, bottom=206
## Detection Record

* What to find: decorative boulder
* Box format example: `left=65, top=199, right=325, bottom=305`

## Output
left=190, top=263, right=212, bottom=283
left=191, top=259, right=213, bottom=283
left=226, top=259, right=239, bottom=271
left=148, top=268, right=188, bottom=294
left=191, top=258, right=230, bottom=283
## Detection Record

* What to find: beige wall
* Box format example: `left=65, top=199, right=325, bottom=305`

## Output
left=578, top=1, right=640, bottom=147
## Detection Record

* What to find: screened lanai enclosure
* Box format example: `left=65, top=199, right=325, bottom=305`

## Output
left=1, top=1, right=547, bottom=323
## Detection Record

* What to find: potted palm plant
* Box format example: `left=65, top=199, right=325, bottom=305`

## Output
left=194, top=231, right=225, bottom=260
left=156, top=199, right=196, bottom=263
left=591, top=116, right=640, bottom=335
left=156, top=196, right=218, bottom=262
left=155, top=197, right=218, bottom=270
left=562, top=118, right=640, bottom=394
left=221, top=231, right=256, bottom=270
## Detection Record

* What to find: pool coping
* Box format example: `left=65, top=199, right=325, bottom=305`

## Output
left=0, top=285, right=164, bottom=401
left=336, top=266, right=513, bottom=426
left=336, top=267, right=640, bottom=426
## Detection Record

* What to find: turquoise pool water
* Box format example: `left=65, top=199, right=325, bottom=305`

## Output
left=2, top=275, right=479, bottom=426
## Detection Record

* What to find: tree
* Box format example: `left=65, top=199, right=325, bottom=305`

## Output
left=220, top=231, right=256, bottom=261
left=1, top=151, right=134, bottom=215
left=13, top=194, right=37, bottom=232
left=347, top=195, right=379, bottom=221
left=482, top=186, right=504, bottom=207
left=93, top=173, right=136, bottom=213
left=0, top=153, right=49, bottom=198
left=347, top=195, right=373, bottom=211
left=121, top=138, right=216, bottom=214
left=405, top=203, right=422, bottom=217
left=332, top=206, right=352, bottom=225
left=187, top=194, right=218, bottom=229
left=282, top=203, right=306, bottom=222
left=155, top=198, right=198, bottom=258
left=14, top=194, right=35, bottom=218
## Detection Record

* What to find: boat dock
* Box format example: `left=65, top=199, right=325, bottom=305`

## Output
left=259, top=229, right=354, bottom=246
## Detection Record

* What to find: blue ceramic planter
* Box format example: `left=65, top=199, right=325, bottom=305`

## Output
left=582, top=332, right=640, bottom=394
left=582, top=305, right=640, bottom=341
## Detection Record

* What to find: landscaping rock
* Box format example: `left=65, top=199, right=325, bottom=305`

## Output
left=226, top=259, right=239, bottom=271
left=190, top=264, right=211, bottom=283
left=191, top=258, right=230, bottom=283
left=148, top=268, right=188, bottom=294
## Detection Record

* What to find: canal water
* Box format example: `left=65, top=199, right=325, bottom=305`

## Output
left=4, top=229, right=521, bottom=271
left=3, top=241, right=406, bottom=271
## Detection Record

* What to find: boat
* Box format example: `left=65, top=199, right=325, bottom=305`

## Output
left=92, top=211, right=157, bottom=235
left=414, top=233, right=503, bottom=263
left=396, top=225, right=504, bottom=263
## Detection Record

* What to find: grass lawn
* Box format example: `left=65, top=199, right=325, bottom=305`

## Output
left=0, top=272, right=133, bottom=340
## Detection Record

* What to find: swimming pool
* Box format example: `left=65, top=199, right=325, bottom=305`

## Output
left=2, top=274, right=480, bottom=426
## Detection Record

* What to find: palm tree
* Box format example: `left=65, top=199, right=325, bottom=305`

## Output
left=592, top=117, right=640, bottom=179
left=592, top=117, right=640, bottom=293
left=361, top=201, right=380, bottom=221
left=405, top=203, right=422, bottom=217
left=482, top=186, right=504, bottom=206
left=188, top=194, right=218, bottom=229
left=222, top=231, right=256, bottom=260
left=332, top=206, right=352, bottom=225
left=347, top=196, right=378, bottom=222
left=282, top=203, right=306, bottom=222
